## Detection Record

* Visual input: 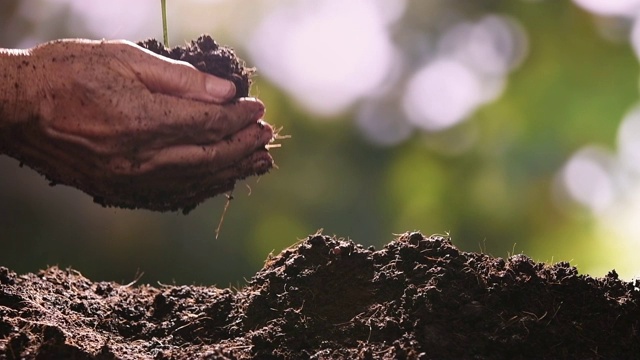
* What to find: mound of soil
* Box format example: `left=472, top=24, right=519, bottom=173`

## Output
left=1, top=233, right=638, bottom=359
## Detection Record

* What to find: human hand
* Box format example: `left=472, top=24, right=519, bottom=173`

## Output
left=0, top=39, right=273, bottom=212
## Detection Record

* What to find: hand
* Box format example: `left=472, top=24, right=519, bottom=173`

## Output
left=0, top=39, right=274, bottom=212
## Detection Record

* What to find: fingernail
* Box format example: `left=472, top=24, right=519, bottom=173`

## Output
left=244, top=98, right=265, bottom=120
left=253, top=106, right=265, bottom=121
left=206, top=77, right=236, bottom=100
left=258, top=120, right=273, bottom=133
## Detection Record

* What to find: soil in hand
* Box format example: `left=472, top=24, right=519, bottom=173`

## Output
left=1, top=233, right=639, bottom=359
left=90, top=35, right=273, bottom=213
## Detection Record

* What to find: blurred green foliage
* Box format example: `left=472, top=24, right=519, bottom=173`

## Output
left=1, top=0, right=638, bottom=284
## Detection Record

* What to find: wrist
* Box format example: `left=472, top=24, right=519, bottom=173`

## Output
left=0, top=48, right=39, bottom=128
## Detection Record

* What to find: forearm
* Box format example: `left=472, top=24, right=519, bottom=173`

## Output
left=0, top=48, right=40, bottom=153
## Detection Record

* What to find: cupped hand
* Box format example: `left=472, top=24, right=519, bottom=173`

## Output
left=5, top=39, right=274, bottom=212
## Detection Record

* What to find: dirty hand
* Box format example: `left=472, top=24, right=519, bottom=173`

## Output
left=0, top=39, right=273, bottom=212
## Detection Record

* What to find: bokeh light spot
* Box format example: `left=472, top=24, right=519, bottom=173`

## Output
left=440, top=15, right=528, bottom=77
left=561, top=148, right=616, bottom=214
left=402, top=59, right=481, bottom=131
left=617, top=104, right=640, bottom=173
left=248, top=0, right=397, bottom=116
left=630, top=18, right=640, bottom=61
left=45, top=0, right=156, bottom=39
left=573, top=0, right=640, bottom=17
left=357, top=98, right=414, bottom=146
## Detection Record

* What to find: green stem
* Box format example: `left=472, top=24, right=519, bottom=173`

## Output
left=161, top=0, right=169, bottom=47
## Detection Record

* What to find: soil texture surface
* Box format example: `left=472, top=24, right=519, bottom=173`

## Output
left=1, top=232, right=639, bottom=359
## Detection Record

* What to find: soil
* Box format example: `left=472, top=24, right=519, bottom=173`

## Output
left=1, top=232, right=639, bottom=359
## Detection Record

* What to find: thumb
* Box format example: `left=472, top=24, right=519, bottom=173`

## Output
left=119, top=41, right=237, bottom=103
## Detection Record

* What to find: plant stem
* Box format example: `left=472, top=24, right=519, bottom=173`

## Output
left=161, top=0, right=169, bottom=47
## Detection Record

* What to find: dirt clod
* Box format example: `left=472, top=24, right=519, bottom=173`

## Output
left=137, top=35, right=254, bottom=98
left=1, top=233, right=638, bottom=359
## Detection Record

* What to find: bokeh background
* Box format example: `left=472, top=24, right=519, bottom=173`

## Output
left=2, top=0, right=640, bottom=285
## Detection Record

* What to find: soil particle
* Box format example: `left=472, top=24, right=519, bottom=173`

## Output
left=1, top=233, right=639, bottom=359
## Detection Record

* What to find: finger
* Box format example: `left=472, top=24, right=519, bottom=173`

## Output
left=226, top=149, right=274, bottom=178
left=189, top=149, right=273, bottom=185
left=140, top=120, right=274, bottom=174
left=142, top=150, right=272, bottom=212
left=112, top=40, right=236, bottom=103
left=139, top=96, right=266, bottom=146
left=182, top=150, right=273, bottom=191
left=140, top=149, right=273, bottom=189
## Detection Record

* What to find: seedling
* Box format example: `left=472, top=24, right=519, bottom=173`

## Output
left=161, top=0, right=169, bottom=47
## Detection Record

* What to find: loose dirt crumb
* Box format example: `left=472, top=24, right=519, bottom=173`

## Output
left=1, top=233, right=639, bottom=359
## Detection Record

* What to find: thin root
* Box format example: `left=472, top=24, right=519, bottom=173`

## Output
left=215, top=191, right=234, bottom=239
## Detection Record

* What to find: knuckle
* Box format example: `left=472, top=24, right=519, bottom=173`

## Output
left=209, top=109, right=229, bottom=136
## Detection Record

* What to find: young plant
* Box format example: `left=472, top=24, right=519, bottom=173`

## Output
left=161, top=0, right=169, bottom=47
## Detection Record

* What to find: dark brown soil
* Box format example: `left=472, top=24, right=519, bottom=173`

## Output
left=137, top=36, right=254, bottom=98
left=1, top=233, right=638, bottom=359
